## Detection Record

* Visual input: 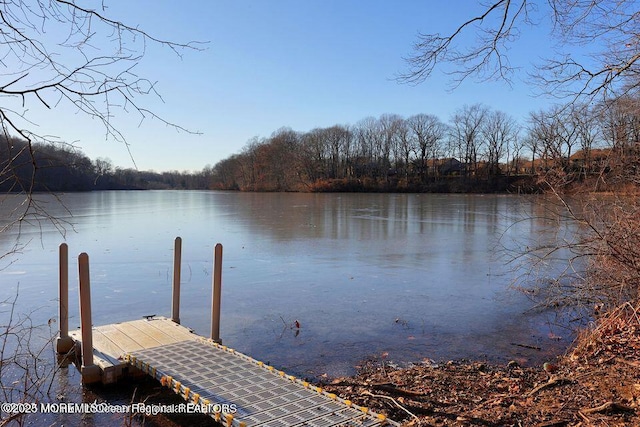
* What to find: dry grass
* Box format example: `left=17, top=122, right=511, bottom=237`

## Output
left=571, top=300, right=640, bottom=361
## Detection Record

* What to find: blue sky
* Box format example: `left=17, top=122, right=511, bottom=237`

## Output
left=30, top=1, right=560, bottom=172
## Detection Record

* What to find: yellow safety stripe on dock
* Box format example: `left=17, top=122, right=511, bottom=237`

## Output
left=125, top=339, right=396, bottom=427
left=198, top=338, right=388, bottom=418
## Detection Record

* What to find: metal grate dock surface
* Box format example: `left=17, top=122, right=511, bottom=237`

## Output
left=127, top=339, right=397, bottom=427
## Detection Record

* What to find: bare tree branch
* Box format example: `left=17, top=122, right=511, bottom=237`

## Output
left=398, top=0, right=532, bottom=87
left=1, top=0, right=205, bottom=243
left=400, top=0, right=640, bottom=104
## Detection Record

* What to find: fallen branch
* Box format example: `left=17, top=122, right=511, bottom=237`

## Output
left=581, top=401, right=635, bottom=414
left=0, top=412, right=26, bottom=427
left=577, top=410, right=591, bottom=424
left=616, top=357, right=640, bottom=368
left=527, top=377, right=572, bottom=397
left=472, top=393, right=511, bottom=411
left=372, top=382, right=428, bottom=397
left=511, top=342, right=542, bottom=350
left=326, top=379, right=358, bottom=387
left=362, top=391, right=420, bottom=422
left=535, top=420, right=570, bottom=427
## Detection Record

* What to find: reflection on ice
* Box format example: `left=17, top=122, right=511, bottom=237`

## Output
left=0, top=191, right=575, bottom=378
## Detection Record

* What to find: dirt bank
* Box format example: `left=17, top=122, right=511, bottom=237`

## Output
left=322, top=304, right=640, bottom=426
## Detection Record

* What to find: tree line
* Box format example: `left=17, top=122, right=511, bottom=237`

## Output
left=0, top=136, right=211, bottom=192
left=209, top=99, right=640, bottom=193
left=3, top=97, right=639, bottom=194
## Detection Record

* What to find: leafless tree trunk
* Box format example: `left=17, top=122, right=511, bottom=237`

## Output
left=396, top=119, right=415, bottom=181
left=450, top=104, right=488, bottom=179
left=508, top=134, right=527, bottom=176
left=482, top=110, right=519, bottom=177
left=572, top=104, right=599, bottom=178
left=325, top=125, right=351, bottom=179
left=378, top=114, right=404, bottom=174
left=528, top=108, right=563, bottom=175
left=407, top=113, right=446, bottom=181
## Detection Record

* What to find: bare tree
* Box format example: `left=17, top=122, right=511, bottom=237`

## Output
left=507, top=132, right=527, bottom=176
left=601, top=95, right=640, bottom=153
left=1, top=0, right=202, bottom=239
left=528, top=104, right=587, bottom=185
left=378, top=114, right=404, bottom=174
left=264, top=127, right=301, bottom=191
left=299, top=128, right=330, bottom=182
left=449, top=104, right=489, bottom=178
left=555, top=106, right=580, bottom=171
left=481, top=109, right=519, bottom=177
left=395, top=118, right=414, bottom=180
left=597, top=94, right=640, bottom=185
left=528, top=108, right=562, bottom=172
left=354, top=116, right=382, bottom=178
left=506, top=192, right=640, bottom=313
left=325, top=125, right=352, bottom=179
left=571, top=104, right=600, bottom=178
left=399, top=1, right=640, bottom=104
left=407, top=113, right=446, bottom=181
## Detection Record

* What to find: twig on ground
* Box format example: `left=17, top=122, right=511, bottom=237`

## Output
left=581, top=401, right=635, bottom=414
left=371, top=382, right=428, bottom=397
left=527, top=376, right=572, bottom=397
left=362, top=390, right=420, bottom=422
left=577, top=409, right=591, bottom=424
left=511, top=342, right=542, bottom=350
left=615, top=357, right=640, bottom=368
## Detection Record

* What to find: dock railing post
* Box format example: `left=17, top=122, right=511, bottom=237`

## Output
left=78, top=253, right=101, bottom=383
left=171, top=237, right=182, bottom=324
left=56, top=243, right=74, bottom=355
left=210, top=243, right=223, bottom=343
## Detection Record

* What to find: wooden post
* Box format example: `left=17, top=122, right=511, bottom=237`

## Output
left=78, top=253, right=100, bottom=383
left=171, top=237, right=182, bottom=324
left=56, top=243, right=74, bottom=354
left=210, top=243, right=223, bottom=343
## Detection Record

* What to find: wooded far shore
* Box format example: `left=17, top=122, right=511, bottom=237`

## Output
left=1, top=135, right=629, bottom=195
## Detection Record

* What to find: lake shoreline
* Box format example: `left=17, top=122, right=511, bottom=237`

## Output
left=321, top=303, right=640, bottom=426
left=2, top=189, right=638, bottom=426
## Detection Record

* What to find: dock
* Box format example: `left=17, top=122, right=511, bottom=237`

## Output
left=67, top=316, right=198, bottom=384
left=56, top=238, right=397, bottom=427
